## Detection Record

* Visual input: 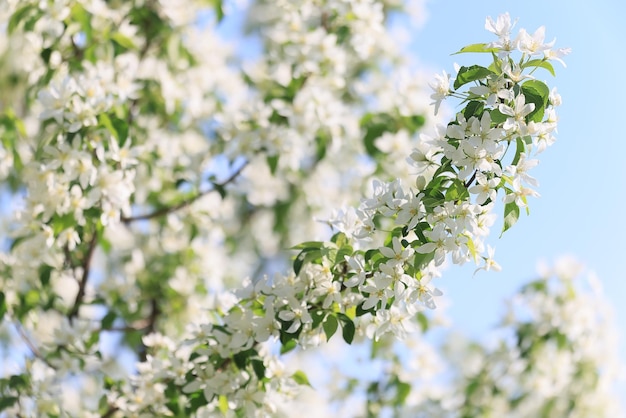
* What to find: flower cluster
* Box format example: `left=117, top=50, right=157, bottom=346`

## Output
left=96, top=12, right=573, bottom=415
left=294, top=258, right=623, bottom=417
left=435, top=258, right=624, bottom=417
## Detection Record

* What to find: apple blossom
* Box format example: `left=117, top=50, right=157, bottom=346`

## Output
left=0, top=2, right=620, bottom=417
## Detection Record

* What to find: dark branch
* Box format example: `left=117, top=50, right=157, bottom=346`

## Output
left=122, top=161, right=247, bottom=223
left=464, top=170, right=478, bottom=189
left=101, top=406, right=119, bottom=418
left=100, top=321, right=151, bottom=333
left=138, top=298, right=161, bottom=362
left=13, top=321, right=55, bottom=369
left=68, top=232, right=98, bottom=322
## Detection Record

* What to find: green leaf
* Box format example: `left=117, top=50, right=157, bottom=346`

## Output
left=280, top=339, right=297, bottom=355
left=111, top=32, right=136, bottom=50
left=85, top=330, right=100, bottom=349
left=445, top=178, right=470, bottom=201
left=501, top=201, right=520, bottom=236
left=384, top=227, right=405, bottom=247
left=465, top=378, right=480, bottom=398
left=522, top=279, right=547, bottom=294
left=165, top=393, right=182, bottom=416
left=355, top=302, right=375, bottom=317
left=291, top=241, right=324, bottom=250
left=98, top=233, right=112, bottom=254
left=292, top=370, right=312, bottom=387
left=266, top=155, right=279, bottom=175
left=524, top=79, right=551, bottom=101
left=218, top=395, right=229, bottom=414
left=311, top=309, right=325, bottom=329
left=453, top=65, right=494, bottom=90
left=314, top=132, right=330, bottom=161
left=293, top=248, right=321, bottom=276
left=413, top=250, right=434, bottom=271
left=489, top=51, right=503, bottom=74
left=360, top=113, right=395, bottom=157
left=523, top=59, right=556, bottom=77
left=422, top=191, right=445, bottom=212
left=233, top=349, right=252, bottom=369
left=0, top=291, right=6, bottom=318
left=416, top=312, right=429, bottom=332
left=541, top=398, right=556, bottom=418
left=1, top=109, right=27, bottom=137
left=24, top=289, right=39, bottom=307
left=251, top=359, right=266, bottom=380
left=453, top=43, right=498, bottom=55
left=463, top=101, right=485, bottom=120
left=101, top=311, right=117, bottom=329
left=98, top=113, right=116, bottom=139
left=394, top=380, right=411, bottom=406
left=210, top=0, right=225, bottom=22
left=323, top=314, right=339, bottom=340
left=8, top=5, right=36, bottom=34
left=399, top=114, right=426, bottom=134
left=8, top=374, right=28, bottom=389
left=413, top=222, right=429, bottom=243
left=364, top=248, right=380, bottom=262
left=98, top=113, right=128, bottom=144
left=51, top=213, right=77, bottom=235
left=39, top=265, right=52, bottom=287
left=331, top=232, right=348, bottom=247
left=521, top=80, right=550, bottom=123
left=335, top=245, right=353, bottom=264
left=511, top=137, right=526, bottom=166
left=341, top=317, right=355, bottom=344
left=465, top=235, right=478, bottom=262
left=0, top=396, right=18, bottom=411
left=554, top=331, right=568, bottom=350
left=490, top=108, right=508, bottom=124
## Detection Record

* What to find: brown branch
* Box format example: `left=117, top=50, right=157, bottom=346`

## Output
left=62, top=244, right=74, bottom=269
left=321, top=12, right=330, bottom=31
left=464, top=170, right=478, bottom=189
left=13, top=321, right=55, bottom=369
left=145, top=298, right=160, bottom=335
left=68, top=231, right=98, bottom=322
left=100, top=321, right=151, bottom=333
left=138, top=298, right=161, bottom=362
left=101, top=405, right=119, bottom=418
left=122, top=161, right=248, bottom=223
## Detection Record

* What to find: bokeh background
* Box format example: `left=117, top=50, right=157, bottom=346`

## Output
left=2, top=0, right=621, bottom=410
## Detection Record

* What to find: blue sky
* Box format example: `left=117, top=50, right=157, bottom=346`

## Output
left=409, top=0, right=626, bottom=384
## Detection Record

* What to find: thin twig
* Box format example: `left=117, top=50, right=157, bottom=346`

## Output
left=13, top=321, right=55, bottom=369
left=464, top=170, right=478, bottom=188
left=321, top=11, right=330, bottom=31
left=101, top=405, right=119, bottom=418
left=138, top=298, right=161, bottom=362
left=122, top=161, right=248, bottom=223
left=100, top=321, right=151, bottom=333
left=68, top=232, right=98, bottom=322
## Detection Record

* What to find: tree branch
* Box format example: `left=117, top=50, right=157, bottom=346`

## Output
left=13, top=321, right=55, bottom=369
left=122, top=161, right=247, bottom=223
left=138, top=298, right=161, bottom=362
left=101, top=405, right=119, bottom=418
left=68, top=232, right=98, bottom=322
left=464, top=170, right=478, bottom=189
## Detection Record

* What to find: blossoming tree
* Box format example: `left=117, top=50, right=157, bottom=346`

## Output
left=0, top=1, right=621, bottom=416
